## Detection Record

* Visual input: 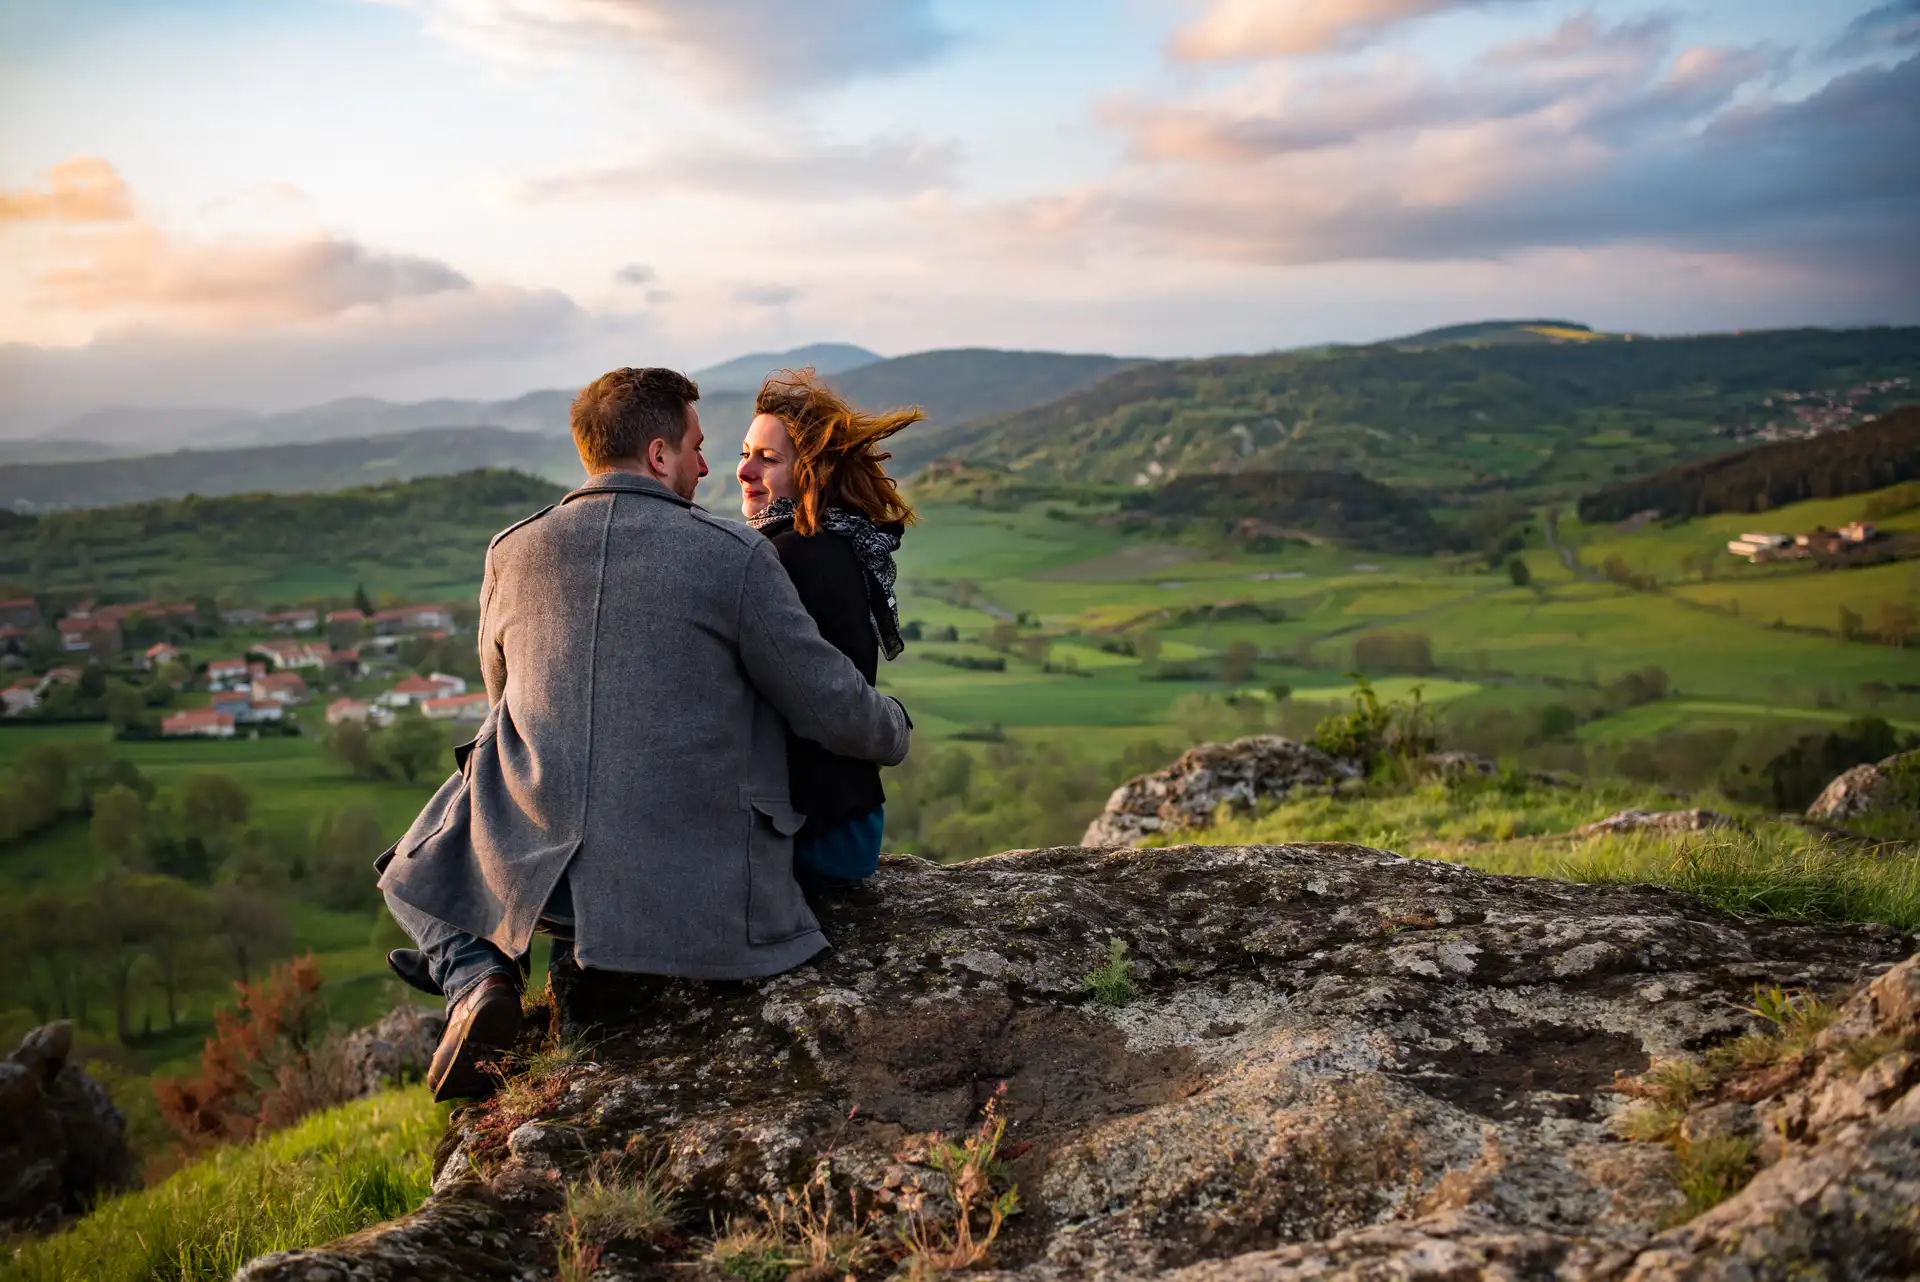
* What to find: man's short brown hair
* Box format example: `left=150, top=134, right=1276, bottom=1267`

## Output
left=571, top=367, right=701, bottom=471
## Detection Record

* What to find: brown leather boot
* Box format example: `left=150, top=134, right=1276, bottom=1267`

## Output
left=428, top=972, right=523, bottom=1102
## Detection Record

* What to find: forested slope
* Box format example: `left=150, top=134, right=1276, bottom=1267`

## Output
left=931, top=327, right=1920, bottom=502
left=1578, top=405, right=1920, bottom=521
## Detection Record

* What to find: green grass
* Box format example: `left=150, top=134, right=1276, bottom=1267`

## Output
left=4, top=1088, right=442, bottom=1282
left=1670, top=561, right=1920, bottom=632
left=1288, top=677, right=1482, bottom=706
left=1541, top=830, right=1920, bottom=931
left=1577, top=700, right=1920, bottom=743
left=1183, top=776, right=1685, bottom=850
left=1080, top=937, right=1137, bottom=1007
left=1157, top=777, right=1920, bottom=933
left=1570, top=494, right=1920, bottom=585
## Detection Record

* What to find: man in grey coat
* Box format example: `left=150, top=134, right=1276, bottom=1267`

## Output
left=377, top=367, right=911, bottom=1099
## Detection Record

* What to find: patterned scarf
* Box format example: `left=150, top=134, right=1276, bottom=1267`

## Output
left=748, top=497, right=906, bottom=660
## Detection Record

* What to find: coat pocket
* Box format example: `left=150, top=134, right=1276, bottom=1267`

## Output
left=453, top=705, right=500, bottom=774
left=744, top=795, right=814, bottom=946
left=395, top=770, right=468, bottom=860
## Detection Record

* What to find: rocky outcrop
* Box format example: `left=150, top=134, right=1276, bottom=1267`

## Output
left=1807, top=749, right=1920, bottom=830
left=1576, top=809, right=1741, bottom=837
left=1621, top=952, right=1920, bottom=1278
left=1081, top=736, right=1360, bottom=847
left=334, top=1004, right=446, bottom=1097
left=0, top=1021, right=134, bottom=1233
left=238, top=843, right=1914, bottom=1281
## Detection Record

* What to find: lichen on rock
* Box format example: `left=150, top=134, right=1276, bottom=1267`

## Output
left=237, top=843, right=1916, bottom=1281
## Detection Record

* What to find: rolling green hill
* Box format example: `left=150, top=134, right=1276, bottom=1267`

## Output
left=1384, top=319, right=1611, bottom=349
left=835, top=349, right=1147, bottom=469
left=929, top=326, right=1920, bottom=503
left=0, top=428, right=578, bottom=513
left=0, top=469, right=566, bottom=602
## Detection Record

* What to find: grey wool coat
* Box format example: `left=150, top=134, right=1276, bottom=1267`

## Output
left=375, top=472, right=911, bottom=979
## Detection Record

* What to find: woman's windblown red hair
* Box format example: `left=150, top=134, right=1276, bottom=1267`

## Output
left=754, top=368, right=921, bottom=536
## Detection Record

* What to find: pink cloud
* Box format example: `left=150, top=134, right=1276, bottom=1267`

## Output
left=0, top=157, right=134, bottom=223
left=1172, top=0, right=1536, bottom=61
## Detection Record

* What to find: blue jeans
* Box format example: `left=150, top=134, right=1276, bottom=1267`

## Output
left=383, top=874, right=575, bottom=1007
left=793, top=806, right=884, bottom=895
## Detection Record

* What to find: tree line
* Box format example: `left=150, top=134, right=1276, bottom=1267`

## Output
left=0, top=468, right=563, bottom=598
left=0, top=743, right=409, bottom=1043
left=1579, top=405, right=1920, bottom=522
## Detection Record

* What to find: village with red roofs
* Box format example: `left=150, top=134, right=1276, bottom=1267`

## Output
left=0, top=593, right=480, bottom=741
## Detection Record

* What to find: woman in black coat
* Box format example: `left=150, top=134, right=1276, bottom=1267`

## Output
left=737, top=368, right=921, bottom=892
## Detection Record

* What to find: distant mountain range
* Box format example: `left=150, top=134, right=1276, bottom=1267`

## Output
left=21, top=343, right=880, bottom=455
left=693, top=342, right=882, bottom=394
left=0, top=428, right=578, bottom=513
left=6, top=322, right=1913, bottom=515
left=0, top=345, right=1143, bottom=510
left=32, top=390, right=575, bottom=453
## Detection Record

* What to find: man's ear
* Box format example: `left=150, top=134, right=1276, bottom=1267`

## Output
left=645, top=436, right=668, bottom=477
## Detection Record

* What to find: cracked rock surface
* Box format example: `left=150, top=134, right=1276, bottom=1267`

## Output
left=236, top=843, right=1915, bottom=1281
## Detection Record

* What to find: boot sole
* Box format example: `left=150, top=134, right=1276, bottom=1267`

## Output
left=429, top=990, right=523, bottom=1102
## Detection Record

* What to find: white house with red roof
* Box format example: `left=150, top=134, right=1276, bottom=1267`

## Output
left=138, top=642, right=182, bottom=671
left=2, top=681, right=40, bottom=717
left=0, top=597, right=41, bottom=629
left=206, top=658, right=251, bottom=691
left=372, top=605, right=455, bottom=636
left=57, top=615, right=121, bottom=656
left=253, top=671, right=310, bottom=704
left=379, top=671, right=467, bottom=708
left=264, top=608, right=319, bottom=633
left=210, top=691, right=252, bottom=718
left=162, top=708, right=235, bottom=739
left=326, top=697, right=391, bottom=727
left=421, top=692, right=488, bottom=722
left=247, top=640, right=329, bottom=671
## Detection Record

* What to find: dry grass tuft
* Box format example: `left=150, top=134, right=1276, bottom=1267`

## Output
left=897, top=1082, right=1022, bottom=1276
left=709, top=1159, right=886, bottom=1281
left=564, top=1156, right=680, bottom=1243
left=707, top=1085, right=1024, bottom=1280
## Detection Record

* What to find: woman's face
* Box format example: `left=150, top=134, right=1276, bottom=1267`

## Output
left=737, top=413, right=798, bottom=518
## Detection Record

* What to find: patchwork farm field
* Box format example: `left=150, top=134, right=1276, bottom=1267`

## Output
left=885, top=491, right=1920, bottom=749
left=2, top=477, right=1915, bottom=1094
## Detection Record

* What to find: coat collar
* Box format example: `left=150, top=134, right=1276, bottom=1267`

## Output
left=563, top=471, right=693, bottom=507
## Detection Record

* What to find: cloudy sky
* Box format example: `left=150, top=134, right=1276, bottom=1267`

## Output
left=1, top=0, right=1915, bottom=428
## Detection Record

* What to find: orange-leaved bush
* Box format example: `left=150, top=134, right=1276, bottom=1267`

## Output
left=154, top=954, right=350, bottom=1147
